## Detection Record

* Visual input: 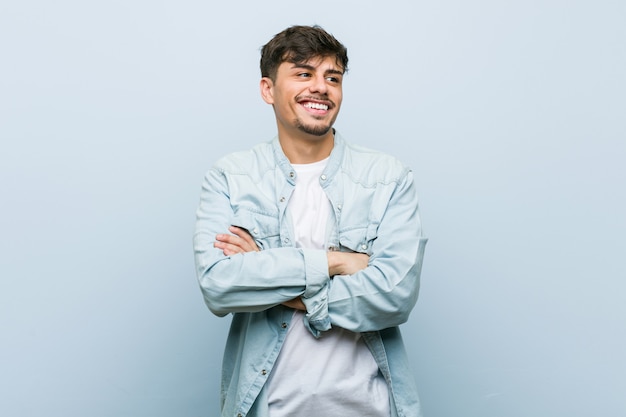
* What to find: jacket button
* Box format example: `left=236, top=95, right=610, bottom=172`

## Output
left=361, top=244, right=368, bottom=250
left=261, top=369, right=267, bottom=375
left=320, top=174, right=327, bottom=181
left=281, top=322, right=288, bottom=329
left=280, top=197, right=285, bottom=203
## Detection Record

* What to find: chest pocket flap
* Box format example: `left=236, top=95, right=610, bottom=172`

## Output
left=232, top=209, right=280, bottom=250
left=338, top=223, right=378, bottom=254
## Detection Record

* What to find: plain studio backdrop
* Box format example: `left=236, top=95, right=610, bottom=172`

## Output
left=1, top=1, right=624, bottom=416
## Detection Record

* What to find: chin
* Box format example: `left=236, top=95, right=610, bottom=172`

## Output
left=296, top=122, right=333, bottom=137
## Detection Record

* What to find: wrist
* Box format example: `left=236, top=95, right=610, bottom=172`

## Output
left=326, top=251, right=343, bottom=276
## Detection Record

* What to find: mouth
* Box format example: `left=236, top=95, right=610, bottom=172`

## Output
left=302, top=101, right=329, bottom=111
left=297, top=97, right=333, bottom=114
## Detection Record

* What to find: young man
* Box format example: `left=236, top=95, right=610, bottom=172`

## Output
left=194, top=25, right=427, bottom=417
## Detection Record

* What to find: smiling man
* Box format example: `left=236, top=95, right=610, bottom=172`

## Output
left=194, top=25, right=427, bottom=417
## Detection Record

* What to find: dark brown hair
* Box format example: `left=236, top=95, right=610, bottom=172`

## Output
left=260, top=25, right=349, bottom=81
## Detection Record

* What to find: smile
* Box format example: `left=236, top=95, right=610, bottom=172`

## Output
left=302, top=102, right=329, bottom=111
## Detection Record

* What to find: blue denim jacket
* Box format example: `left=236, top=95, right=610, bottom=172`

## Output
left=194, top=132, right=427, bottom=417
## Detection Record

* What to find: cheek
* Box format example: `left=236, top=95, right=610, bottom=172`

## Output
left=334, top=95, right=343, bottom=110
left=333, top=89, right=343, bottom=105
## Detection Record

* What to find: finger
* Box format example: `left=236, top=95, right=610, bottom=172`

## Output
left=222, top=247, right=239, bottom=256
left=216, top=233, right=247, bottom=248
left=214, top=241, right=244, bottom=255
left=215, top=233, right=237, bottom=244
left=228, top=226, right=260, bottom=251
left=215, top=233, right=258, bottom=253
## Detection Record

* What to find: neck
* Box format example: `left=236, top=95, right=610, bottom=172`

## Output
left=278, top=128, right=335, bottom=164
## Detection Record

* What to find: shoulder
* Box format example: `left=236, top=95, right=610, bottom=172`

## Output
left=340, top=139, right=411, bottom=186
left=212, top=140, right=275, bottom=175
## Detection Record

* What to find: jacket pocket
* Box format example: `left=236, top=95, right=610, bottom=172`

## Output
left=231, top=209, right=281, bottom=250
left=338, top=224, right=377, bottom=254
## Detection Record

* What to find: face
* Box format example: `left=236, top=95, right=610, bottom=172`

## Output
left=261, top=55, right=344, bottom=139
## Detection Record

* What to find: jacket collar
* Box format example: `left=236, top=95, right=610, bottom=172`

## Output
left=271, top=130, right=345, bottom=185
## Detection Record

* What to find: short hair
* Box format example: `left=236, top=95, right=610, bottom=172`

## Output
left=260, top=25, right=349, bottom=81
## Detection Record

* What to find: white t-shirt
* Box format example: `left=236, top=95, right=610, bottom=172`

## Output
left=267, top=158, right=390, bottom=417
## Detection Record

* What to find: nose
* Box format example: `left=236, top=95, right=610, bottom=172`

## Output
left=309, top=74, right=328, bottom=95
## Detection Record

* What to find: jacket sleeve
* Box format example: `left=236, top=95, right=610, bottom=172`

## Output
left=193, top=167, right=330, bottom=317
left=324, top=170, right=427, bottom=333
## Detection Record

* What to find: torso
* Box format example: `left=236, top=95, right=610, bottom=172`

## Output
left=266, top=157, right=390, bottom=417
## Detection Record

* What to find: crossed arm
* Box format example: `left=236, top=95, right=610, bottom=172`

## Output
left=214, top=226, right=369, bottom=310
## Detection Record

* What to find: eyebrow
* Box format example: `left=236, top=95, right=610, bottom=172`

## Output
left=291, top=63, right=344, bottom=75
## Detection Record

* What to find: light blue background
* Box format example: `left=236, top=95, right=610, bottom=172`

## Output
left=1, top=1, right=624, bottom=416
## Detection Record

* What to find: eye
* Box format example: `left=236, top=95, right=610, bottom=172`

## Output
left=297, top=72, right=311, bottom=78
left=326, top=76, right=341, bottom=84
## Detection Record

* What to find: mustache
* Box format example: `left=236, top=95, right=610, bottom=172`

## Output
left=296, top=95, right=336, bottom=108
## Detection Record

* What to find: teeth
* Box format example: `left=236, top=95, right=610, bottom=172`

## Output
left=303, top=102, right=328, bottom=111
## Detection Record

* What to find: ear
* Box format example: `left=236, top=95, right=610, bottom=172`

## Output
left=260, top=77, right=274, bottom=105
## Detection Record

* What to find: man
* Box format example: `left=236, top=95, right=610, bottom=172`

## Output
left=194, top=25, right=427, bottom=417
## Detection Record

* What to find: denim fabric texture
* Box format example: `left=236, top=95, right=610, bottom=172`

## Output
left=194, top=132, right=427, bottom=417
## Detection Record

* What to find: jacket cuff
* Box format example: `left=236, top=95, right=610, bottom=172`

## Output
left=301, top=249, right=331, bottom=337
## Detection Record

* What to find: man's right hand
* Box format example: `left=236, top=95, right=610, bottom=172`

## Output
left=214, top=226, right=260, bottom=256
left=327, top=251, right=369, bottom=277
